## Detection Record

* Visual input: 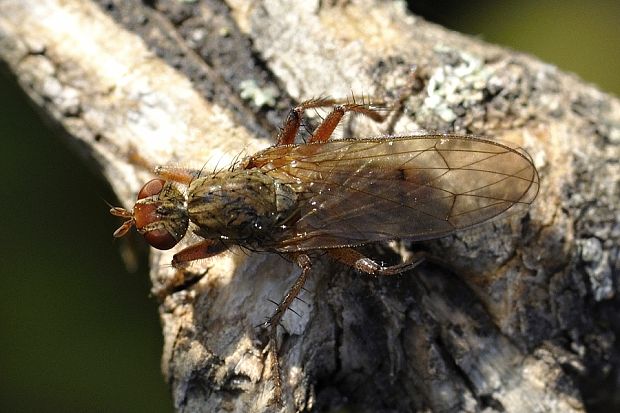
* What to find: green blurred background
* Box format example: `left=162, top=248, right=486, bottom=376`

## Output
left=0, top=1, right=618, bottom=412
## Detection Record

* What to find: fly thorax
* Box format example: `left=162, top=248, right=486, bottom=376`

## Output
left=187, top=169, right=297, bottom=243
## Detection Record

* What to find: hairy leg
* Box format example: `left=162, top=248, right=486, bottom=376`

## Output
left=275, top=97, right=388, bottom=145
left=263, top=253, right=312, bottom=405
left=328, top=247, right=425, bottom=276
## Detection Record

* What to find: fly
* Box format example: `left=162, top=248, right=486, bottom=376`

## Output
left=110, top=98, right=539, bottom=403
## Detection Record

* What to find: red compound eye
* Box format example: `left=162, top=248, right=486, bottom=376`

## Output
left=134, top=201, right=178, bottom=249
left=143, top=227, right=179, bottom=250
left=131, top=179, right=188, bottom=250
left=137, top=178, right=165, bottom=200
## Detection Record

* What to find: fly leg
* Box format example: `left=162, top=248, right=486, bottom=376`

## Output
left=276, top=68, right=421, bottom=146
left=153, top=165, right=201, bottom=186
left=276, top=97, right=388, bottom=145
left=328, top=247, right=425, bottom=276
left=122, top=143, right=204, bottom=185
left=276, top=98, right=345, bottom=145
left=122, top=145, right=197, bottom=181
left=263, top=253, right=312, bottom=404
left=309, top=101, right=388, bottom=143
left=171, top=239, right=229, bottom=269
left=312, top=65, right=425, bottom=141
left=150, top=239, right=229, bottom=298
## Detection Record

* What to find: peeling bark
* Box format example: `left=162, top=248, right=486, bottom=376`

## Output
left=1, top=0, right=618, bottom=412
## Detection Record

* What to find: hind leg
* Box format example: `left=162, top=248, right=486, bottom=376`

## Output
left=328, top=247, right=426, bottom=276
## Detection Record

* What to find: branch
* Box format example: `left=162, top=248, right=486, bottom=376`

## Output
left=1, top=0, right=618, bottom=412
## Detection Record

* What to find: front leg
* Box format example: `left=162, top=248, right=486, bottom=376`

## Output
left=123, top=144, right=202, bottom=186
left=153, top=165, right=202, bottom=186
left=148, top=239, right=229, bottom=298
left=171, top=239, right=229, bottom=269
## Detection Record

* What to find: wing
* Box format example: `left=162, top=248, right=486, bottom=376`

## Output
left=247, top=135, right=539, bottom=252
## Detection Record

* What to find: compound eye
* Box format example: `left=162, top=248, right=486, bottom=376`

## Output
left=137, top=179, right=166, bottom=200
left=132, top=179, right=188, bottom=250
left=133, top=200, right=181, bottom=250
left=143, top=228, right=179, bottom=250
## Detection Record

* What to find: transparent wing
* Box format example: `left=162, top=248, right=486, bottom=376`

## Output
left=248, top=135, right=539, bottom=252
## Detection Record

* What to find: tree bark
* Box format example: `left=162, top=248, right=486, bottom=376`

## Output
left=1, top=0, right=618, bottom=412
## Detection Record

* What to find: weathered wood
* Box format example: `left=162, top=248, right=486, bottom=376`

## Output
left=1, top=0, right=618, bottom=412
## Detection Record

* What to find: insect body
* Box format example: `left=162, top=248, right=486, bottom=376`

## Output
left=111, top=99, right=539, bottom=402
